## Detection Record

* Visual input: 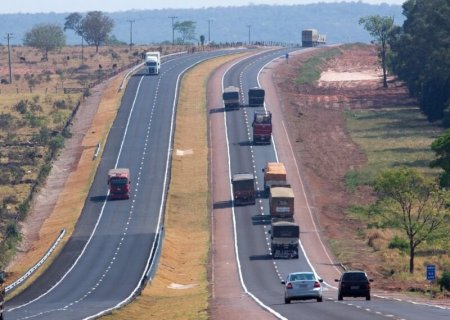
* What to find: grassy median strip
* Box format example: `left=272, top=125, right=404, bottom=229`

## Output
left=104, top=54, right=245, bottom=319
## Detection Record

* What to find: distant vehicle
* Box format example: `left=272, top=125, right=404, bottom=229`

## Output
left=231, top=173, right=256, bottom=205
left=335, top=271, right=373, bottom=301
left=302, top=29, right=326, bottom=47
left=269, top=186, right=294, bottom=221
left=248, top=87, right=265, bottom=107
left=262, top=162, right=288, bottom=196
left=252, top=111, right=272, bottom=144
left=145, top=51, right=160, bottom=75
left=223, top=86, right=240, bottom=110
left=108, top=168, right=131, bottom=200
left=269, top=220, right=299, bottom=259
left=282, top=271, right=323, bottom=303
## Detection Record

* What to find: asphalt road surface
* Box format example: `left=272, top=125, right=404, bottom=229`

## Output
left=221, top=47, right=450, bottom=320
left=5, top=49, right=245, bottom=320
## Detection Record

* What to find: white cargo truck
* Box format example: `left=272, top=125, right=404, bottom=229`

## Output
left=145, top=51, right=161, bottom=75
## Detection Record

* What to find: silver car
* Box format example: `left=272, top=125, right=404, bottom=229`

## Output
left=282, top=272, right=323, bottom=303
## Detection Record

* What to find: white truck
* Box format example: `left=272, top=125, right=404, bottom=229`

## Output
left=145, top=51, right=160, bottom=75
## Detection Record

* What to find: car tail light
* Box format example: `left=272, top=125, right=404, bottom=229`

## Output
left=314, top=281, right=321, bottom=288
left=286, top=282, right=293, bottom=289
left=366, top=283, right=371, bottom=289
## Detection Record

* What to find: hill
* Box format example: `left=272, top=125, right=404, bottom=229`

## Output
left=0, top=2, right=403, bottom=46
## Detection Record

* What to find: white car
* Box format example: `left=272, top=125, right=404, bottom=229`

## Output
left=282, top=271, right=323, bottom=303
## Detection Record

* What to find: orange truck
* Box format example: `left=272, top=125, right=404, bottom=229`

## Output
left=262, top=162, right=288, bottom=196
left=108, top=168, right=131, bottom=200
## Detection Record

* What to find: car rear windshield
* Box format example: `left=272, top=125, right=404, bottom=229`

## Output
left=343, top=273, right=368, bottom=281
left=290, top=273, right=314, bottom=281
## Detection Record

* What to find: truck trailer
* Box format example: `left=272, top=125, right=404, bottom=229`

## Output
left=263, top=162, right=288, bottom=196
left=223, top=86, right=240, bottom=110
left=270, top=221, right=300, bottom=259
left=145, top=51, right=161, bottom=75
left=108, top=168, right=131, bottom=200
left=269, top=186, right=294, bottom=221
left=252, top=111, right=272, bottom=144
left=232, top=173, right=256, bottom=205
left=248, top=87, right=265, bottom=107
left=302, top=29, right=326, bottom=47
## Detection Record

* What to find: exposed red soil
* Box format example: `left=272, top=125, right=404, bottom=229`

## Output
left=270, top=44, right=433, bottom=290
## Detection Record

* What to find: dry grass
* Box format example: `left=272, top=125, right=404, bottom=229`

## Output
left=103, top=54, right=244, bottom=319
left=5, top=72, right=126, bottom=296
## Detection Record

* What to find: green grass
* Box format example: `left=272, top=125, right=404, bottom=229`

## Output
left=296, top=48, right=342, bottom=84
left=344, top=107, right=442, bottom=189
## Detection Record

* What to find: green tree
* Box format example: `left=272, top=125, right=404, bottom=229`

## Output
left=174, top=20, right=197, bottom=44
left=430, top=129, right=450, bottom=187
left=373, top=167, right=450, bottom=273
left=359, top=15, right=395, bottom=88
left=80, top=11, right=114, bottom=52
left=23, top=23, right=66, bottom=61
left=64, top=12, right=85, bottom=63
left=389, top=0, right=450, bottom=121
left=200, top=35, right=205, bottom=46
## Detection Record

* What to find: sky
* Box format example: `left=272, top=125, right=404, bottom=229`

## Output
left=0, top=0, right=405, bottom=14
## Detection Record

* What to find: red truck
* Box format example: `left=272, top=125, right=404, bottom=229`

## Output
left=232, top=173, right=256, bottom=205
left=108, top=168, right=131, bottom=200
left=252, top=111, right=272, bottom=144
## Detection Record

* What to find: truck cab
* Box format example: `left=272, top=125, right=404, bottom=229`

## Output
left=223, top=86, right=240, bottom=110
left=248, top=87, right=265, bottom=107
left=108, top=168, right=131, bottom=200
left=252, top=111, right=272, bottom=144
left=145, top=51, right=160, bottom=75
left=270, top=221, right=299, bottom=259
left=231, top=173, right=256, bottom=205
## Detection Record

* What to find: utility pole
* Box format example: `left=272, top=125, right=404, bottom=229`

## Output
left=207, top=19, right=213, bottom=43
left=127, top=20, right=135, bottom=51
left=5, top=33, right=13, bottom=84
left=168, top=16, right=178, bottom=45
left=247, top=24, right=251, bottom=45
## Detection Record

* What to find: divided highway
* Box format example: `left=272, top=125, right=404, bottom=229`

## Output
left=221, top=48, right=450, bottom=320
left=5, top=49, right=245, bottom=320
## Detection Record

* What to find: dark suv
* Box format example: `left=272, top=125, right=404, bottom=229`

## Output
left=335, top=271, right=373, bottom=301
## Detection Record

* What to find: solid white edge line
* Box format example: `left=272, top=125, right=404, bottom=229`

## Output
left=8, top=76, right=146, bottom=313
left=85, top=51, right=236, bottom=319
left=222, top=50, right=288, bottom=320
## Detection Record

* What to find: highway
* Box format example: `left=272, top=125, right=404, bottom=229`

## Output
left=5, top=49, right=245, bottom=320
left=222, top=48, right=450, bottom=319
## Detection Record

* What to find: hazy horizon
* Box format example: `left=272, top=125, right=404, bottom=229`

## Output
left=0, top=0, right=404, bottom=14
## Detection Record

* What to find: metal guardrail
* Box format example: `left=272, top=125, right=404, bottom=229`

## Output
left=4, top=229, right=66, bottom=295
left=93, top=143, right=101, bottom=160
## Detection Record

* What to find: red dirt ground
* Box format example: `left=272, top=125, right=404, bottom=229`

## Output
left=271, top=44, right=436, bottom=291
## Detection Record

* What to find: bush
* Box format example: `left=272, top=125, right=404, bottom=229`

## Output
left=15, top=100, right=28, bottom=114
left=389, top=236, right=409, bottom=252
left=439, top=271, right=450, bottom=291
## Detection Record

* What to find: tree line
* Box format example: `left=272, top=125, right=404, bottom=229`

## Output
left=23, top=11, right=200, bottom=62
left=358, top=0, right=450, bottom=276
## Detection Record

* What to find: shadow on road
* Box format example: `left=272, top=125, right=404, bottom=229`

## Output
left=249, top=254, right=272, bottom=261
left=213, top=200, right=233, bottom=209
left=90, top=195, right=107, bottom=202
left=252, top=214, right=271, bottom=225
